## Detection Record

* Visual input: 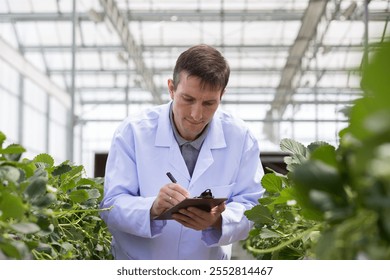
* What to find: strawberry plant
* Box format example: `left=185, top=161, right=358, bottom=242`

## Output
left=0, top=131, right=112, bottom=259
left=244, top=39, right=390, bottom=259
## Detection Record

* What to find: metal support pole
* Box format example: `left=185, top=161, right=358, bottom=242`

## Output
left=68, top=0, right=77, bottom=161
left=18, top=72, right=24, bottom=145
left=363, top=0, right=369, bottom=68
left=45, top=95, right=50, bottom=152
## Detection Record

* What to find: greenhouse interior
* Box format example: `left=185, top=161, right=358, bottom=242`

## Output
left=1, top=0, right=390, bottom=261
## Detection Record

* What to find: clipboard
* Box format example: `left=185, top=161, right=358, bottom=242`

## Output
left=154, top=197, right=227, bottom=220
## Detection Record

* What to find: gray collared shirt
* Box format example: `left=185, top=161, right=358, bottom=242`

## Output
left=169, top=104, right=209, bottom=176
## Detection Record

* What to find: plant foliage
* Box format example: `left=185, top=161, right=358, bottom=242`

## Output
left=0, top=132, right=112, bottom=259
left=244, top=39, right=390, bottom=259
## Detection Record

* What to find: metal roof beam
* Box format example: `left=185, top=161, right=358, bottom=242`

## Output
left=98, top=0, right=162, bottom=104
left=263, top=0, right=329, bottom=142
left=47, top=67, right=359, bottom=75
left=79, top=99, right=354, bottom=106
left=0, top=10, right=387, bottom=22
left=79, top=118, right=347, bottom=123
left=0, top=10, right=303, bottom=22
left=21, top=43, right=371, bottom=53
left=75, top=86, right=362, bottom=95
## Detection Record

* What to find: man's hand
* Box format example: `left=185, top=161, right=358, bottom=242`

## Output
left=150, top=183, right=190, bottom=218
left=172, top=203, right=226, bottom=231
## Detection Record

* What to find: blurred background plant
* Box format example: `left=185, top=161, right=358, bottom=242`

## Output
left=244, top=37, right=390, bottom=259
left=0, top=131, right=112, bottom=259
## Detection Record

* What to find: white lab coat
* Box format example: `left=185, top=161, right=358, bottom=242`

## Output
left=100, top=102, right=264, bottom=259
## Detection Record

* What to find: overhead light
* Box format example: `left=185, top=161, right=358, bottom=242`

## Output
left=340, top=2, right=357, bottom=21
left=88, top=8, right=104, bottom=23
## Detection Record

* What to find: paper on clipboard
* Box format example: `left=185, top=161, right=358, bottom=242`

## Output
left=154, top=197, right=227, bottom=220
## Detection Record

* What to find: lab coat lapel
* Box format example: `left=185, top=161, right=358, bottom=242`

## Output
left=155, top=103, right=191, bottom=181
left=191, top=113, right=226, bottom=184
left=168, top=144, right=191, bottom=181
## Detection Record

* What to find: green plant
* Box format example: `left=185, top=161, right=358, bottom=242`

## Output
left=244, top=39, right=390, bottom=259
left=0, top=131, right=112, bottom=259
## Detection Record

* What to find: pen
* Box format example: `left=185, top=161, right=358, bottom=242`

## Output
left=166, top=172, right=177, bottom=183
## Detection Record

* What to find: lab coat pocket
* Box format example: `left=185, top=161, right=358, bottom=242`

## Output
left=208, top=183, right=235, bottom=200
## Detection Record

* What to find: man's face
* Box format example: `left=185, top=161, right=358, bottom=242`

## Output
left=168, top=72, right=223, bottom=141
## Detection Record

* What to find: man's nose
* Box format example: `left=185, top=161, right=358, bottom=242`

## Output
left=191, top=104, right=203, bottom=121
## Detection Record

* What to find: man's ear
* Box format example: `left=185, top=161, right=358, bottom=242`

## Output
left=167, top=79, right=175, bottom=99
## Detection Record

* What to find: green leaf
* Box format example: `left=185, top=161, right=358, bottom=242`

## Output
left=259, top=197, right=274, bottom=206
left=289, top=154, right=307, bottom=165
left=286, top=162, right=300, bottom=172
left=309, top=145, right=337, bottom=167
left=0, top=131, right=113, bottom=260
left=52, top=164, right=72, bottom=176
left=0, top=241, right=23, bottom=259
left=30, top=167, right=48, bottom=181
left=61, top=179, right=76, bottom=192
left=361, top=40, right=390, bottom=107
left=344, top=98, right=375, bottom=140
left=261, top=173, right=283, bottom=193
left=77, top=178, right=98, bottom=187
left=15, top=161, right=35, bottom=179
left=364, top=110, right=390, bottom=134
left=307, top=141, right=333, bottom=153
left=266, top=167, right=288, bottom=179
left=245, top=204, right=273, bottom=226
left=0, top=131, right=6, bottom=147
left=10, top=222, right=41, bottom=234
left=1, top=144, right=26, bottom=162
left=36, top=216, right=52, bottom=232
left=33, top=193, right=56, bottom=207
left=64, top=165, right=85, bottom=179
left=292, top=160, right=343, bottom=196
left=0, top=165, right=23, bottom=183
left=1, top=143, right=26, bottom=154
left=24, top=178, right=47, bottom=200
left=271, top=188, right=296, bottom=205
left=61, top=242, right=74, bottom=252
left=85, top=189, right=101, bottom=199
left=92, top=177, right=104, bottom=185
left=309, top=190, right=335, bottom=212
left=280, top=139, right=307, bottom=157
left=69, top=189, right=89, bottom=203
left=0, top=192, right=25, bottom=220
left=381, top=208, right=390, bottom=238
left=290, top=161, right=344, bottom=221
left=260, top=228, right=282, bottom=239
left=33, top=153, right=55, bottom=168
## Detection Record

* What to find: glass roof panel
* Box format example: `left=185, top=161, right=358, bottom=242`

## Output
left=0, top=23, right=18, bottom=47
left=30, top=0, right=58, bottom=12
left=16, top=22, right=41, bottom=45
left=77, top=52, right=101, bottom=69
left=323, top=21, right=365, bottom=45
left=7, top=0, right=33, bottom=12
left=25, top=53, right=46, bottom=71
left=0, top=1, right=9, bottom=12
left=1, top=0, right=389, bottom=173
left=44, top=52, right=72, bottom=69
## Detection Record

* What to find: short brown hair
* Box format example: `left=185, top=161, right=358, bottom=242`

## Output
left=172, top=44, right=230, bottom=93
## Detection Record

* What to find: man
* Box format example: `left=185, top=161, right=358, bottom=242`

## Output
left=100, top=44, right=264, bottom=259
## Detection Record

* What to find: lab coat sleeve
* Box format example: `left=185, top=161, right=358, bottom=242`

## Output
left=100, top=124, right=166, bottom=238
left=201, top=131, right=264, bottom=246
